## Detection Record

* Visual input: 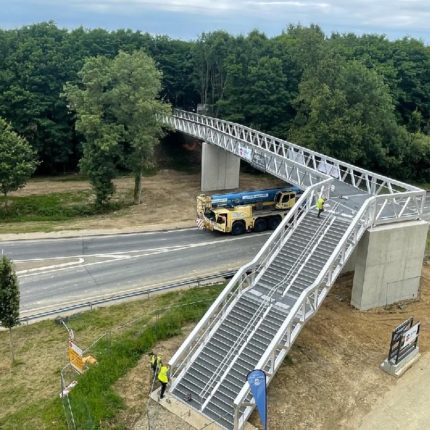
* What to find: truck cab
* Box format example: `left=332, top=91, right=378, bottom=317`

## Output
left=274, top=191, right=296, bottom=210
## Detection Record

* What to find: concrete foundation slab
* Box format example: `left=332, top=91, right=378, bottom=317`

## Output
left=351, top=220, right=428, bottom=310
left=201, top=142, right=240, bottom=192
left=150, top=388, right=257, bottom=430
left=380, top=348, right=421, bottom=378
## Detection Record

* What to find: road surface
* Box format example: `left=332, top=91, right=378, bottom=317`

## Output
left=2, top=191, right=429, bottom=317
left=0, top=228, right=270, bottom=316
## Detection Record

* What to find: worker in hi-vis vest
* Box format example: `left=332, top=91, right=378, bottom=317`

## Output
left=149, top=352, right=162, bottom=375
left=158, top=364, right=170, bottom=399
left=316, top=196, right=326, bottom=218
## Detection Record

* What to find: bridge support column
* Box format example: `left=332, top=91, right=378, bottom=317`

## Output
left=351, top=220, right=428, bottom=310
left=201, top=142, right=240, bottom=192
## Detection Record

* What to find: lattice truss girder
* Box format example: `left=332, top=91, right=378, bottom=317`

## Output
left=166, top=110, right=423, bottom=196
left=170, top=115, right=323, bottom=189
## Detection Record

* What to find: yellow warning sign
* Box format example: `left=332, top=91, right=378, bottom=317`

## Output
left=68, top=340, right=85, bottom=373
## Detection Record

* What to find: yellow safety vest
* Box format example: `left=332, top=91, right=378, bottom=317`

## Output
left=316, top=197, right=325, bottom=210
left=158, top=365, right=169, bottom=383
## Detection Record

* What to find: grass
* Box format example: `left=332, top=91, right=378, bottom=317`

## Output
left=0, top=192, right=130, bottom=224
left=0, top=284, right=223, bottom=430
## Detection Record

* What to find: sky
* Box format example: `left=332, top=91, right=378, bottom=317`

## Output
left=1, top=0, right=430, bottom=43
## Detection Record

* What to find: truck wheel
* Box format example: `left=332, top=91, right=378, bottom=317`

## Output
left=268, top=216, right=282, bottom=230
left=254, top=218, right=268, bottom=232
left=231, top=221, right=245, bottom=236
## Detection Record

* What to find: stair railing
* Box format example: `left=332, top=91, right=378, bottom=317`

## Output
left=233, top=188, right=425, bottom=429
left=168, top=179, right=333, bottom=380
left=198, top=206, right=339, bottom=402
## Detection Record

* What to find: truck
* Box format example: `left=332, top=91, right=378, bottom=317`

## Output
left=196, top=186, right=302, bottom=235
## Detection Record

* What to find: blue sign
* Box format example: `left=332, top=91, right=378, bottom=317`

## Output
left=247, top=369, right=267, bottom=430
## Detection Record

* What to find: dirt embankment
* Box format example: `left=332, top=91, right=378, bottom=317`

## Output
left=2, top=170, right=284, bottom=238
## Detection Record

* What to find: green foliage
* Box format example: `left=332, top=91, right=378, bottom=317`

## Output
left=108, top=50, right=171, bottom=204
left=64, top=50, right=171, bottom=205
left=289, top=58, right=407, bottom=173
left=0, top=191, right=127, bottom=222
left=0, top=117, right=37, bottom=200
left=401, top=132, right=430, bottom=181
left=0, top=255, right=20, bottom=362
left=0, top=256, right=19, bottom=329
left=1, top=22, right=430, bottom=182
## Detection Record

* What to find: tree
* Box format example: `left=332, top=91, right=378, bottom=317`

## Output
left=0, top=117, right=37, bottom=206
left=289, top=59, right=405, bottom=174
left=0, top=255, right=20, bottom=363
left=0, top=23, right=75, bottom=173
left=192, top=31, right=233, bottom=113
left=64, top=51, right=171, bottom=205
left=109, top=51, right=171, bottom=204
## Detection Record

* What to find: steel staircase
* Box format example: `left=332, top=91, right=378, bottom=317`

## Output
left=171, top=207, right=351, bottom=429
left=164, top=110, right=425, bottom=430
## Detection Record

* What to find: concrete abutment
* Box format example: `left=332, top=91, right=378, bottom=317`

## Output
left=351, top=220, right=428, bottom=310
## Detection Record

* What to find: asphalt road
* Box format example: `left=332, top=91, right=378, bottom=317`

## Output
left=0, top=228, right=270, bottom=316
left=2, top=191, right=429, bottom=317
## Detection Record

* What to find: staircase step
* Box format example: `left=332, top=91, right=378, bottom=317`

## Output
left=170, top=210, right=354, bottom=430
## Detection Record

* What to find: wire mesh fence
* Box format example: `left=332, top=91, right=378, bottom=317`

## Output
left=59, top=296, right=219, bottom=430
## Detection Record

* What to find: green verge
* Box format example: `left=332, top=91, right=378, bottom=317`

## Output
left=0, top=192, right=130, bottom=223
left=0, top=284, right=223, bottom=430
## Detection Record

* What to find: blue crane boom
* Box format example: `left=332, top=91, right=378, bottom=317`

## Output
left=210, top=186, right=302, bottom=208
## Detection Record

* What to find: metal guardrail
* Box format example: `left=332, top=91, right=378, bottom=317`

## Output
left=18, top=271, right=235, bottom=325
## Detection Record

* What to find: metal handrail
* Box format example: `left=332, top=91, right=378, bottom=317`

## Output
left=168, top=179, right=333, bottom=374
left=17, top=271, right=235, bottom=325
left=198, top=205, right=339, bottom=401
left=233, top=189, right=425, bottom=428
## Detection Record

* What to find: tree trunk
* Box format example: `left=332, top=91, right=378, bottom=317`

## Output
left=9, top=327, right=15, bottom=363
left=3, top=192, right=8, bottom=211
left=133, top=173, right=142, bottom=205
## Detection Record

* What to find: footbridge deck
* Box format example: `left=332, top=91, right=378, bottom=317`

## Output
left=162, top=110, right=426, bottom=429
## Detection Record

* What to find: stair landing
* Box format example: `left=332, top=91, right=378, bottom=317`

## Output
left=150, top=388, right=257, bottom=430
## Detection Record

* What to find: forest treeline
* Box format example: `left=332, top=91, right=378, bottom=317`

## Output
left=1, top=22, right=430, bottom=181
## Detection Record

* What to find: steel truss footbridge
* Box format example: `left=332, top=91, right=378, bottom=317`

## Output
left=162, top=109, right=425, bottom=429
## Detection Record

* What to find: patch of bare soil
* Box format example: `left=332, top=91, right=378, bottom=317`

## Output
left=111, top=325, right=195, bottom=430
left=6, top=170, right=284, bottom=235
left=112, top=265, right=430, bottom=430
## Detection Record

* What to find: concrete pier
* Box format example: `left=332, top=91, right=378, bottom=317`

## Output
left=351, top=220, right=428, bottom=310
left=201, top=142, right=240, bottom=192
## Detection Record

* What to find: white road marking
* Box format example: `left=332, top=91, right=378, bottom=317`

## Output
left=17, top=234, right=270, bottom=279
left=16, top=258, right=85, bottom=275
